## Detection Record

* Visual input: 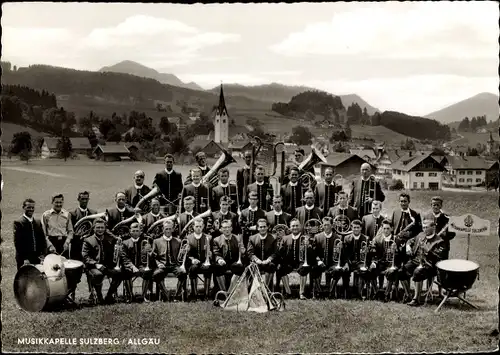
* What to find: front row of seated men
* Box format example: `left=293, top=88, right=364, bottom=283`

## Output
left=81, top=211, right=446, bottom=306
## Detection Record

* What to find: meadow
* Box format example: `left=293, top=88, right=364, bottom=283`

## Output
left=1, top=158, right=498, bottom=353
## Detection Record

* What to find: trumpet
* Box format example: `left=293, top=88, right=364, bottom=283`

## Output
left=141, top=237, right=153, bottom=271
left=359, top=241, right=369, bottom=272
left=178, top=239, right=189, bottom=273
left=113, top=237, right=123, bottom=271
left=333, top=239, right=343, bottom=271
left=384, top=239, right=398, bottom=272
left=300, top=236, right=310, bottom=267
left=202, top=235, right=212, bottom=269
left=227, top=179, right=242, bottom=216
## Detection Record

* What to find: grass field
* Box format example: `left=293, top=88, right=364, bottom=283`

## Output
left=1, top=159, right=498, bottom=353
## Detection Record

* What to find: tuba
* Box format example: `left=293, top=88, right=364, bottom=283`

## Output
left=113, top=237, right=123, bottom=271
left=147, top=214, right=178, bottom=238
left=112, top=211, right=144, bottom=238
left=74, top=212, right=108, bottom=236
left=180, top=209, right=213, bottom=236
left=298, top=145, right=327, bottom=190
left=201, top=148, right=237, bottom=187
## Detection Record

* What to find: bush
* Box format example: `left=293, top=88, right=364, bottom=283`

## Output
left=389, top=179, right=404, bottom=190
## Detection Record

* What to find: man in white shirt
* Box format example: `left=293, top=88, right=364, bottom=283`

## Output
left=42, top=193, right=74, bottom=255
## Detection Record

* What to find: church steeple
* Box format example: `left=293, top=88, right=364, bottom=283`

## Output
left=214, top=83, right=229, bottom=144
left=216, top=84, right=228, bottom=117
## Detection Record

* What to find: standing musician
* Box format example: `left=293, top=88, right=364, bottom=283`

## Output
left=246, top=165, right=272, bottom=211
left=343, top=220, right=372, bottom=299
left=184, top=152, right=211, bottom=185
left=106, top=192, right=136, bottom=232
left=177, top=196, right=199, bottom=237
left=211, top=196, right=240, bottom=238
left=151, top=154, right=183, bottom=215
left=390, top=193, right=422, bottom=253
left=421, top=196, right=455, bottom=259
left=281, top=167, right=303, bottom=215
left=70, top=191, right=98, bottom=260
left=211, top=168, right=238, bottom=214
left=294, top=190, right=323, bottom=226
left=400, top=219, right=447, bottom=306
left=315, top=167, right=343, bottom=217
left=213, top=220, right=246, bottom=292
left=142, top=198, right=167, bottom=232
left=186, top=219, right=213, bottom=300
left=82, top=218, right=123, bottom=304
left=361, top=200, right=385, bottom=240
left=239, top=191, right=266, bottom=247
left=283, top=149, right=315, bottom=185
left=41, top=193, right=74, bottom=256
left=328, top=191, right=359, bottom=222
left=266, top=195, right=292, bottom=229
left=14, top=198, right=56, bottom=270
left=349, top=163, right=385, bottom=219
left=312, top=217, right=346, bottom=299
left=119, top=223, right=153, bottom=302
left=277, top=219, right=313, bottom=299
left=236, top=150, right=255, bottom=208
left=150, top=220, right=188, bottom=301
left=247, top=218, right=277, bottom=287
left=181, top=168, right=210, bottom=214
left=125, top=170, right=151, bottom=208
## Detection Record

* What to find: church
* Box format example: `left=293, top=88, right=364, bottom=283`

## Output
left=213, top=84, right=229, bottom=144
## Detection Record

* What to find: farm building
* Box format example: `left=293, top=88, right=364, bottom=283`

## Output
left=69, top=137, right=93, bottom=155
left=40, top=137, right=59, bottom=158
left=389, top=152, right=446, bottom=190
left=228, top=141, right=253, bottom=156
left=93, top=144, right=131, bottom=162
left=444, top=156, right=491, bottom=187
left=188, top=139, right=228, bottom=158
left=41, top=137, right=92, bottom=158
left=318, top=153, right=375, bottom=179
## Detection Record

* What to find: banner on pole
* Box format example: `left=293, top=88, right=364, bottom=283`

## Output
left=448, top=214, right=491, bottom=236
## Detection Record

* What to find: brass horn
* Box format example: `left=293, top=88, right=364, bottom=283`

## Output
left=298, top=145, right=327, bottom=189
left=180, top=209, right=213, bottom=236
left=112, top=212, right=144, bottom=237
left=135, top=188, right=161, bottom=214
left=147, top=214, right=178, bottom=238
left=201, top=148, right=237, bottom=187
left=333, top=214, right=351, bottom=236
left=74, top=212, right=107, bottom=236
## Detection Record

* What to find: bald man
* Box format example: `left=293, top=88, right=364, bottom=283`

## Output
left=349, top=163, right=385, bottom=219
left=125, top=170, right=151, bottom=208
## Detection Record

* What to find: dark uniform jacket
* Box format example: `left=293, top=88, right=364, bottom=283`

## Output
left=152, top=169, right=183, bottom=213
left=349, top=177, right=385, bottom=218
left=294, top=206, right=323, bottom=227
left=13, top=216, right=53, bottom=269
left=143, top=212, right=167, bottom=232
left=343, top=233, right=370, bottom=268
left=247, top=233, right=278, bottom=263
left=361, top=214, right=385, bottom=240
left=390, top=209, right=422, bottom=243
left=246, top=181, right=272, bottom=211
left=315, top=181, right=342, bottom=216
left=266, top=210, right=292, bottom=230
left=106, top=206, right=135, bottom=231
left=120, top=236, right=148, bottom=269
left=279, top=234, right=314, bottom=268
left=211, top=210, right=240, bottom=237
left=152, top=236, right=182, bottom=267
left=314, top=232, right=343, bottom=266
left=236, top=165, right=255, bottom=207
left=82, top=234, right=119, bottom=269
left=181, top=183, right=210, bottom=214
left=211, top=184, right=238, bottom=214
left=281, top=183, right=304, bottom=215
left=125, top=184, right=152, bottom=208
left=213, top=234, right=245, bottom=264
left=186, top=233, right=212, bottom=264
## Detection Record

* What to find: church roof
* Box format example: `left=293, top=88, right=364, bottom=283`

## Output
left=216, top=84, right=228, bottom=117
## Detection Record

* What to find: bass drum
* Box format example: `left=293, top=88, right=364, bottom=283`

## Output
left=13, top=255, right=68, bottom=312
left=436, top=259, right=479, bottom=292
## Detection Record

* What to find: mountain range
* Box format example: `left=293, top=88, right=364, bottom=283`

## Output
left=425, top=92, right=499, bottom=124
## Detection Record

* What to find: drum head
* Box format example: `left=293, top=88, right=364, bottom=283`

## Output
left=63, top=260, right=84, bottom=270
left=437, top=259, right=479, bottom=272
left=43, top=254, right=66, bottom=277
left=14, top=265, right=49, bottom=312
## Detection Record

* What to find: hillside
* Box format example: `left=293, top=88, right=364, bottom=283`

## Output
left=99, top=60, right=203, bottom=91
left=425, top=92, right=499, bottom=124
left=208, top=83, right=379, bottom=115
left=1, top=122, right=47, bottom=146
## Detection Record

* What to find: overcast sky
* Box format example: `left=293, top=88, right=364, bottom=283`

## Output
left=2, top=2, right=498, bottom=116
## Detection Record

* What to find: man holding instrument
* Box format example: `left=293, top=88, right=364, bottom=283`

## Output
left=246, top=165, right=272, bottom=211
left=247, top=218, right=277, bottom=287
left=390, top=193, right=422, bottom=260
left=186, top=218, right=213, bottom=300
left=142, top=198, right=167, bottom=232
left=150, top=154, right=183, bottom=216
left=421, top=196, right=455, bottom=259
left=181, top=168, right=210, bottom=215
left=294, top=190, right=323, bottom=226
left=315, top=167, right=342, bottom=217
left=125, top=170, right=151, bottom=208
left=266, top=195, right=292, bottom=229
left=239, top=191, right=266, bottom=247
left=106, top=192, right=136, bottom=232
left=211, top=168, right=238, bottom=214
left=178, top=196, right=199, bottom=238
left=211, top=195, right=240, bottom=239
left=349, top=163, right=385, bottom=219
left=236, top=150, right=255, bottom=209
left=42, top=193, right=74, bottom=256
left=361, top=200, right=385, bottom=241
left=184, top=152, right=211, bottom=185
left=281, top=167, right=303, bottom=215
left=14, top=198, right=56, bottom=270
left=69, top=191, right=97, bottom=261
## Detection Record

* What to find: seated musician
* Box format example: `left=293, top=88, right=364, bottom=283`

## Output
left=14, top=198, right=56, bottom=270
left=125, top=170, right=152, bottom=208
left=106, top=192, right=135, bottom=232
left=281, top=167, right=303, bottom=215
left=266, top=195, right=292, bottom=230
left=344, top=219, right=373, bottom=299
left=239, top=191, right=266, bottom=247
left=181, top=168, right=210, bottom=214
left=294, top=189, right=323, bottom=225
left=390, top=193, right=422, bottom=252
left=423, top=196, right=455, bottom=259
left=211, top=196, right=240, bottom=238
left=327, top=191, right=359, bottom=222
left=400, top=219, right=447, bottom=306
left=361, top=200, right=384, bottom=241
left=70, top=191, right=98, bottom=261
left=247, top=218, right=277, bottom=287
left=211, top=168, right=238, bottom=214
left=41, top=193, right=74, bottom=256
left=184, top=152, right=211, bottom=185
left=313, top=217, right=348, bottom=299
left=120, top=223, right=154, bottom=303
left=150, top=220, right=188, bottom=302
left=82, top=218, right=123, bottom=304
left=178, top=196, right=199, bottom=238
left=142, top=198, right=167, bottom=232
left=150, top=154, right=183, bottom=216
left=277, top=218, right=313, bottom=299
left=315, top=167, right=342, bottom=217
left=246, top=165, right=272, bottom=211
left=186, top=219, right=213, bottom=300
left=213, top=220, right=246, bottom=292
left=370, top=220, right=404, bottom=302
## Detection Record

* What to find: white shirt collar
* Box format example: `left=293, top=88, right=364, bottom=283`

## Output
left=192, top=182, right=201, bottom=188
left=79, top=207, right=88, bottom=213
left=194, top=233, right=203, bottom=240
left=339, top=205, right=348, bottom=210
left=305, top=205, right=314, bottom=210
left=220, top=210, right=229, bottom=216
left=361, top=176, right=370, bottom=181
left=324, top=181, right=333, bottom=186
left=383, top=234, right=393, bottom=241
left=24, top=214, right=33, bottom=222
left=185, top=211, right=193, bottom=216
left=324, top=232, right=333, bottom=238
left=163, top=235, right=172, bottom=241
left=249, top=206, right=258, bottom=212
left=199, top=165, right=207, bottom=170
left=289, top=182, right=297, bottom=187
left=433, top=211, right=442, bottom=217
left=134, top=184, right=143, bottom=190
left=259, top=233, right=268, bottom=240
left=150, top=212, right=160, bottom=217
left=224, top=234, right=233, bottom=241
left=220, top=183, right=228, bottom=188
left=117, top=207, right=126, bottom=213
left=372, top=213, right=381, bottom=218
left=274, top=210, right=282, bottom=216
left=165, top=168, right=173, bottom=175
left=244, top=164, right=250, bottom=169
left=292, top=233, right=301, bottom=240
left=50, top=208, right=64, bottom=214
left=256, top=181, right=264, bottom=186
left=425, top=233, right=436, bottom=240
left=401, top=209, right=409, bottom=213
left=131, top=238, right=140, bottom=243
left=353, top=234, right=361, bottom=240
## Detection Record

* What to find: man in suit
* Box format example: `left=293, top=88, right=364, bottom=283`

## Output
left=211, top=195, right=240, bottom=238
left=142, top=198, right=167, bottom=233
left=361, top=200, right=385, bottom=240
left=266, top=195, right=292, bottom=230
left=390, top=193, right=422, bottom=251
left=70, top=191, right=98, bottom=261
left=181, top=168, right=210, bottom=215
left=247, top=218, right=278, bottom=287
left=125, top=170, right=152, bottom=208
left=177, top=196, right=199, bottom=238
left=283, top=148, right=315, bottom=185
left=246, top=165, right=272, bottom=211
left=82, top=218, right=123, bottom=304
left=239, top=191, right=267, bottom=247
left=184, top=152, right=211, bottom=186
left=236, top=150, right=255, bottom=209
left=315, top=167, right=342, bottom=216
left=349, top=163, right=385, bottom=219
left=14, top=198, right=56, bottom=269
left=211, top=168, right=238, bottom=214
left=186, top=219, right=213, bottom=300
left=281, top=167, right=303, bottom=215
left=42, top=193, right=74, bottom=256
left=294, top=190, right=323, bottom=227
left=106, top=192, right=135, bottom=232
left=151, top=154, right=183, bottom=216
left=420, top=196, right=455, bottom=259
left=327, top=191, right=359, bottom=229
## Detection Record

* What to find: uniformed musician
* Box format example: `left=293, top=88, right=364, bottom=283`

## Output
left=181, top=168, right=210, bottom=215
left=41, top=193, right=74, bottom=256
left=315, top=167, right=342, bottom=217
left=211, top=195, right=240, bottom=238
left=247, top=218, right=278, bottom=287
left=186, top=219, right=213, bottom=300
left=246, top=165, right=272, bottom=211
left=266, top=195, right=292, bottom=230
left=69, top=191, right=97, bottom=261
left=422, top=196, right=455, bottom=259
left=390, top=193, right=422, bottom=255
left=328, top=191, right=359, bottom=222
left=211, top=168, right=238, bottom=214
left=142, top=198, right=167, bottom=232
left=281, top=167, right=303, bottom=215
left=294, top=190, right=323, bottom=226
left=236, top=150, right=255, bottom=208
left=106, top=192, right=135, bottom=232
left=151, top=154, right=183, bottom=215
left=184, top=152, right=211, bottom=185
left=177, top=196, right=199, bottom=237
left=361, top=200, right=384, bottom=240
left=125, top=170, right=151, bottom=208
left=239, top=191, right=266, bottom=247
left=349, top=163, right=385, bottom=218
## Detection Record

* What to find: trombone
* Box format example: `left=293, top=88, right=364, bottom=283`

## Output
left=228, top=179, right=241, bottom=215
left=363, top=174, right=377, bottom=215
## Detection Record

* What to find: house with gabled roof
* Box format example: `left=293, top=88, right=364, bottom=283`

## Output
left=319, top=152, right=375, bottom=180
left=41, top=136, right=92, bottom=158
left=389, top=152, right=446, bottom=190
left=444, top=155, right=491, bottom=187
left=93, top=144, right=131, bottom=162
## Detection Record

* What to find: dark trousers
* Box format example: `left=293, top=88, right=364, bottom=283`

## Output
left=48, top=236, right=67, bottom=256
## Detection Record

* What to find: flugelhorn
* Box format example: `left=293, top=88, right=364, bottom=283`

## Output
left=202, top=235, right=212, bottom=269
left=113, top=237, right=123, bottom=271
left=333, top=239, right=343, bottom=271
left=177, top=239, right=189, bottom=273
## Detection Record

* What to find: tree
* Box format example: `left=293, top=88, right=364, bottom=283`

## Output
left=170, top=134, right=188, bottom=154
left=57, top=136, right=73, bottom=161
left=99, top=119, right=115, bottom=139
left=107, top=130, right=122, bottom=142
left=288, top=126, right=313, bottom=145
left=344, top=121, right=352, bottom=139
left=11, top=131, right=32, bottom=154
left=401, top=138, right=415, bottom=150
left=371, top=112, right=381, bottom=126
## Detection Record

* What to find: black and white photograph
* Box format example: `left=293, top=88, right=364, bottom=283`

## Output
left=1, top=1, right=498, bottom=353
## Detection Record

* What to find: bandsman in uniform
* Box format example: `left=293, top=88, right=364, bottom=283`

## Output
left=390, top=193, right=422, bottom=259
left=315, top=167, right=342, bottom=217
left=294, top=190, right=323, bottom=226
left=82, top=218, right=123, bottom=304
left=151, top=154, right=183, bottom=215
left=421, top=196, right=455, bottom=259
left=212, top=220, right=246, bottom=292
left=142, top=198, right=167, bottom=232
left=41, top=193, right=74, bottom=256
left=246, top=165, right=272, bottom=211
left=125, top=170, right=151, bottom=208
left=106, top=192, right=135, bottom=232
left=247, top=219, right=277, bottom=287
left=281, top=167, right=303, bottom=215
left=283, top=148, right=315, bottom=185
left=177, top=196, right=199, bottom=238
left=236, top=150, right=255, bottom=209
left=69, top=191, right=97, bottom=261
left=361, top=200, right=385, bottom=240
left=239, top=191, right=266, bottom=247
left=327, top=191, right=359, bottom=229
left=184, top=152, right=211, bottom=185
left=185, top=219, right=213, bottom=300
left=211, top=168, right=238, bottom=214
left=181, top=168, right=210, bottom=214
left=266, top=195, right=292, bottom=230
left=349, top=163, right=385, bottom=219
left=211, top=195, right=240, bottom=239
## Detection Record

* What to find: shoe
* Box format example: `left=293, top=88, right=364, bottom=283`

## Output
left=299, top=294, right=307, bottom=300
left=407, top=299, right=421, bottom=307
